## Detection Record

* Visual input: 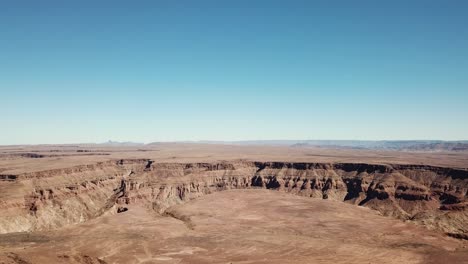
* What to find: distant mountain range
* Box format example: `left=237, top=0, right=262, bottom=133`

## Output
left=100, top=140, right=144, bottom=146
left=288, top=140, right=468, bottom=152
left=149, top=140, right=468, bottom=152
left=107, top=140, right=468, bottom=152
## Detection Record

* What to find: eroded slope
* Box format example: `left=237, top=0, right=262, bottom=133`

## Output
left=0, top=160, right=467, bottom=238
left=1, top=190, right=467, bottom=264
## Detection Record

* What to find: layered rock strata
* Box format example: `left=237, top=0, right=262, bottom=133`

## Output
left=0, top=160, right=466, bottom=238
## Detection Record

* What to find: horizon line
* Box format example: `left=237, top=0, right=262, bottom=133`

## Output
left=2, top=139, right=468, bottom=147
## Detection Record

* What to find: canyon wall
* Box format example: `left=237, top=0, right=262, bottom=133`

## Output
left=0, top=160, right=467, bottom=238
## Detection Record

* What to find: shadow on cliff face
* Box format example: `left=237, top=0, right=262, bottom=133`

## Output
left=1, top=160, right=467, bottom=239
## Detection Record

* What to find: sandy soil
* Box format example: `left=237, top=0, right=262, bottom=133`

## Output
left=0, top=189, right=466, bottom=264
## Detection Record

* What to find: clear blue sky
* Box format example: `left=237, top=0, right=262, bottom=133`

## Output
left=1, top=0, right=467, bottom=144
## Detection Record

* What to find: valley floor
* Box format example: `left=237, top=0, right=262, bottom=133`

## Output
left=1, top=189, right=467, bottom=264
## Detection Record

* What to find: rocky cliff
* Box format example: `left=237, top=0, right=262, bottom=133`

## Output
left=0, top=160, right=466, bottom=238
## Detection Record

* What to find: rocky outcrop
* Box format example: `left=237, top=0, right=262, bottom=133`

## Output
left=0, top=160, right=466, bottom=238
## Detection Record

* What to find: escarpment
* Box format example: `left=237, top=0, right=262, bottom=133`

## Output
left=0, top=160, right=467, bottom=238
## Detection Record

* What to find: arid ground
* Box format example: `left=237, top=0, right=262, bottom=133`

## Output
left=0, top=144, right=467, bottom=263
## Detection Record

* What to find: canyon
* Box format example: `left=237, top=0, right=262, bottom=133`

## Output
left=0, top=144, right=467, bottom=263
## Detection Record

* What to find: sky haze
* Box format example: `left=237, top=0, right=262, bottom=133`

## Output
left=1, top=0, right=467, bottom=145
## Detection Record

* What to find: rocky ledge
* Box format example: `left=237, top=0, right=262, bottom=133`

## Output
left=0, top=160, right=466, bottom=238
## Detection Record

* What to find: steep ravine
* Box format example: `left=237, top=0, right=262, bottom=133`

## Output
left=0, top=160, right=467, bottom=239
